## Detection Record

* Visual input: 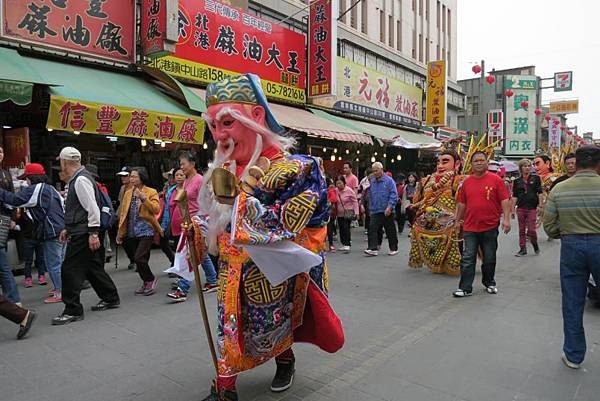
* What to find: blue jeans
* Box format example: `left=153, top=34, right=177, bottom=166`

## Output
left=560, top=235, right=600, bottom=364
left=458, top=228, right=499, bottom=293
left=23, top=238, right=46, bottom=278
left=178, top=254, right=217, bottom=294
left=43, top=239, right=63, bottom=293
left=0, top=247, right=20, bottom=303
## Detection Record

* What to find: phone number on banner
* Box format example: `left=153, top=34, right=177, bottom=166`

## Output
left=150, top=57, right=306, bottom=104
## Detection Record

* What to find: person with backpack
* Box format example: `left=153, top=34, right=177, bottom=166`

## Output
left=116, top=167, right=162, bottom=296
left=0, top=163, right=65, bottom=304
left=52, top=148, right=120, bottom=325
left=85, top=164, right=116, bottom=264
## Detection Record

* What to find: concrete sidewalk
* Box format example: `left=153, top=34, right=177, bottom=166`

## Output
left=1, top=229, right=598, bottom=401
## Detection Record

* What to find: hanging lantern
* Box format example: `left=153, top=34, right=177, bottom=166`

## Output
left=553, top=119, right=561, bottom=126
left=520, top=100, right=529, bottom=109
left=544, top=114, right=552, bottom=122
left=504, top=89, right=514, bottom=98
left=534, top=108, right=542, bottom=116
left=560, top=126, right=566, bottom=131
left=567, top=130, right=573, bottom=135
left=485, top=75, right=495, bottom=84
left=472, top=65, right=482, bottom=74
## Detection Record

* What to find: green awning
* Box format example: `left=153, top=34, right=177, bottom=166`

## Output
left=0, top=80, right=33, bottom=106
left=141, top=65, right=206, bottom=113
left=309, top=108, right=439, bottom=146
left=0, top=47, right=51, bottom=105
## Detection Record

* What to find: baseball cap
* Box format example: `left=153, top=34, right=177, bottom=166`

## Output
left=17, top=163, right=46, bottom=180
left=57, top=146, right=81, bottom=161
left=488, top=160, right=500, bottom=172
left=116, top=166, right=131, bottom=176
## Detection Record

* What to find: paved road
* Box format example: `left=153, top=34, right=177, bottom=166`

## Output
left=1, top=228, right=598, bottom=401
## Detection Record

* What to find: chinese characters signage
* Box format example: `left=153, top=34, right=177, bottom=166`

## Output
left=149, top=0, right=306, bottom=104
left=308, top=0, right=337, bottom=97
left=425, top=60, right=447, bottom=126
left=554, top=71, right=573, bottom=92
left=311, top=57, right=422, bottom=129
left=549, top=99, right=578, bottom=114
left=504, top=75, right=538, bottom=156
left=549, top=117, right=561, bottom=149
left=46, top=95, right=204, bottom=144
left=141, top=0, right=178, bottom=58
left=487, top=110, right=503, bottom=151
left=1, top=128, right=30, bottom=168
left=1, top=0, right=135, bottom=64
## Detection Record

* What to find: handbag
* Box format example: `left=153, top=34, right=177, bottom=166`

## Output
left=336, top=189, right=357, bottom=221
left=0, top=214, right=10, bottom=248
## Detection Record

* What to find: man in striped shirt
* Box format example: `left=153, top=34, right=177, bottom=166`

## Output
left=543, top=145, right=600, bottom=370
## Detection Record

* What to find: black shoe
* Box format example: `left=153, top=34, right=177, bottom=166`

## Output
left=105, top=256, right=112, bottom=264
left=81, top=280, right=91, bottom=290
left=52, top=313, right=84, bottom=326
left=17, top=310, right=37, bottom=340
left=271, top=360, right=295, bottom=392
left=515, top=248, right=527, bottom=257
left=201, top=385, right=238, bottom=401
left=128, top=263, right=135, bottom=270
left=91, top=300, right=120, bottom=311
left=532, top=242, right=540, bottom=255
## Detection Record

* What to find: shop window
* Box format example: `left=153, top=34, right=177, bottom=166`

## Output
left=360, top=1, right=367, bottom=33
left=396, top=20, right=402, bottom=51
left=380, top=10, right=386, bottom=43
left=389, top=15, right=394, bottom=47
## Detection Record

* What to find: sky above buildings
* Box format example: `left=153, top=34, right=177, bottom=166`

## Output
left=458, top=0, right=597, bottom=136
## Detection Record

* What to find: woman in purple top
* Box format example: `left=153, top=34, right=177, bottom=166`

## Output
left=334, top=176, right=360, bottom=253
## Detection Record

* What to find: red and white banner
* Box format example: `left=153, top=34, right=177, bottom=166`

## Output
left=549, top=119, right=562, bottom=148
left=487, top=110, right=503, bottom=151
left=141, top=0, right=178, bottom=58
left=308, top=0, right=338, bottom=98
left=1, top=0, right=136, bottom=64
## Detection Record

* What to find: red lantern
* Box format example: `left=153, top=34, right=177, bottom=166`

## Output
left=560, top=126, right=566, bottom=131
left=520, top=100, right=529, bottom=109
left=485, top=75, right=495, bottom=84
left=504, top=89, right=514, bottom=98
left=472, top=65, right=482, bottom=74
left=544, top=114, right=552, bottom=122
left=534, top=108, right=542, bottom=116
left=567, top=130, right=573, bottom=136
left=553, top=119, right=560, bottom=126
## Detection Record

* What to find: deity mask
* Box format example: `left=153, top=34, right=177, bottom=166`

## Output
left=436, top=153, right=458, bottom=174
left=533, top=157, right=551, bottom=176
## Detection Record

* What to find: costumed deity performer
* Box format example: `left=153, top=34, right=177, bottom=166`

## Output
left=408, top=144, right=463, bottom=275
left=533, top=154, right=561, bottom=195
left=198, top=74, right=344, bottom=401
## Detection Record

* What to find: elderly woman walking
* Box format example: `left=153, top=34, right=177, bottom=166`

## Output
left=117, top=167, right=162, bottom=296
left=334, top=176, right=360, bottom=253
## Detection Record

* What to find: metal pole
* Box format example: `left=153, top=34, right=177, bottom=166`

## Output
left=175, top=190, right=220, bottom=377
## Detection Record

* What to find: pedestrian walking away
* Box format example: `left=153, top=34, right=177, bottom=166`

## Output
left=0, top=294, right=36, bottom=340
left=117, top=167, right=162, bottom=296
left=511, top=159, right=543, bottom=257
left=334, top=176, right=359, bottom=253
left=365, top=162, right=398, bottom=256
left=543, top=145, right=600, bottom=369
left=52, top=147, right=120, bottom=325
left=0, top=163, right=65, bottom=304
left=0, top=145, right=20, bottom=304
left=453, top=151, right=511, bottom=298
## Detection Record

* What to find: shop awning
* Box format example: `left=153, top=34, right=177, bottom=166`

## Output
left=309, top=108, right=440, bottom=148
left=187, top=88, right=372, bottom=145
left=0, top=47, right=52, bottom=106
left=17, top=54, right=204, bottom=144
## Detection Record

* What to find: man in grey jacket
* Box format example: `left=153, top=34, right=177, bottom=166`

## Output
left=52, top=147, right=120, bottom=325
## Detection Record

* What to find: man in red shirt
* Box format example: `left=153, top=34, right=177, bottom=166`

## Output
left=453, top=151, right=511, bottom=297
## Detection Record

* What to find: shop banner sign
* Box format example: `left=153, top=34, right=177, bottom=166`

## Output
left=149, top=0, right=306, bottom=104
left=549, top=99, right=578, bottom=114
left=549, top=117, right=562, bottom=149
left=554, top=71, right=572, bottom=92
left=1, top=0, right=136, bottom=64
left=319, top=57, right=422, bottom=129
left=1, top=128, right=30, bottom=168
left=487, top=110, right=503, bottom=151
left=308, top=0, right=337, bottom=98
left=504, top=75, right=537, bottom=156
left=141, top=0, right=178, bottom=58
left=46, top=95, right=204, bottom=144
left=0, top=80, right=33, bottom=106
left=425, top=60, right=447, bottom=126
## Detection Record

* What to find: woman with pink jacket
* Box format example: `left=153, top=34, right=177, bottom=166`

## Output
left=335, top=176, right=360, bottom=253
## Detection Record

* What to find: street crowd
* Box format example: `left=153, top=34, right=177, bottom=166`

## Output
left=1, top=142, right=599, bottom=373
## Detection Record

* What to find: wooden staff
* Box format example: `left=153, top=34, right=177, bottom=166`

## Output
left=175, top=190, right=219, bottom=376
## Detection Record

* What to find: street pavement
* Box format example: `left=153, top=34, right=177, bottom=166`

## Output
left=1, top=227, right=599, bottom=401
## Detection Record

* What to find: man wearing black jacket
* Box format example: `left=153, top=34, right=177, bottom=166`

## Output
left=511, top=159, right=543, bottom=257
left=52, top=147, right=120, bottom=325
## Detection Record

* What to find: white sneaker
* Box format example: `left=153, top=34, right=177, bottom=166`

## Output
left=340, top=246, right=351, bottom=253
left=364, top=249, right=378, bottom=256
left=485, top=286, right=498, bottom=294
left=561, top=353, right=581, bottom=369
left=388, top=250, right=398, bottom=256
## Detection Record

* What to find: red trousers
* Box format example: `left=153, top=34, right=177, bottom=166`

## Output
left=517, top=208, right=538, bottom=248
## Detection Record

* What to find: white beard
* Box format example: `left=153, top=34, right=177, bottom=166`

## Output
left=200, top=135, right=264, bottom=254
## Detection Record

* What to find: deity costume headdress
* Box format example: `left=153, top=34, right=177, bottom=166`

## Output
left=205, top=73, right=285, bottom=134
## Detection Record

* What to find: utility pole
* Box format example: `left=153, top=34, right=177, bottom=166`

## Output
left=479, top=59, right=485, bottom=140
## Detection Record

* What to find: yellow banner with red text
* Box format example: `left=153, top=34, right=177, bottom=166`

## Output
left=46, top=96, right=204, bottom=144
